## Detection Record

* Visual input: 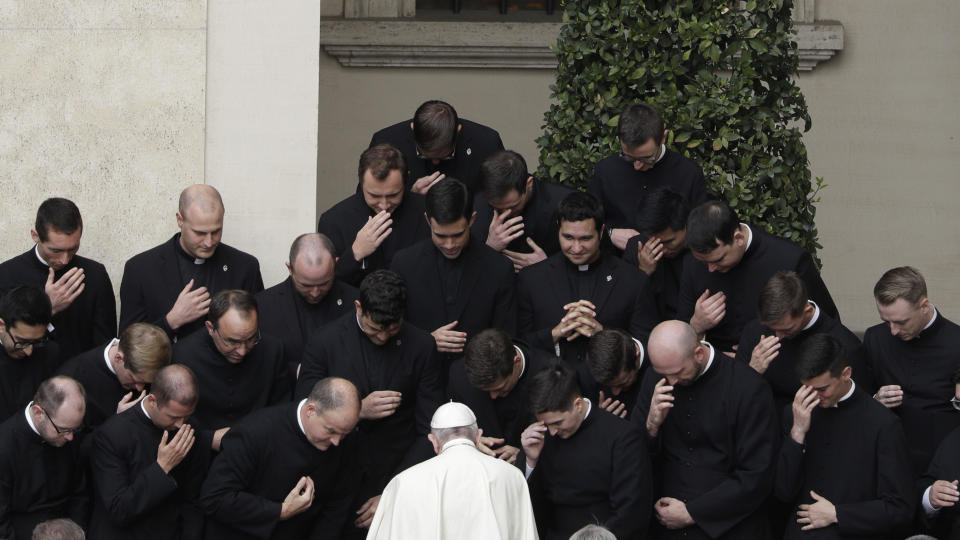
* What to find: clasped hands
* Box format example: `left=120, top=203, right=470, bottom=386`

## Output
left=551, top=300, right=603, bottom=343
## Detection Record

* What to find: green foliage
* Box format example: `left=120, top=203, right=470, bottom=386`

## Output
left=536, top=0, right=825, bottom=255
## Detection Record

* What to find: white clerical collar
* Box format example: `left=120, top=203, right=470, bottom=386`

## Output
left=441, top=438, right=476, bottom=452
left=577, top=263, right=590, bottom=272
left=296, top=399, right=307, bottom=437
left=582, top=397, right=592, bottom=420
left=103, top=338, right=120, bottom=376
left=632, top=337, right=645, bottom=369
left=515, top=345, right=527, bottom=378
left=695, top=341, right=716, bottom=380
left=24, top=402, right=41, bottom=436
left=655, top=144, right=667, bottom=165
left=802, top=301, right=821, bottom=331
left=924, top=307, right=939, bottom=331
left=33, top=245, right=49, bottom=267
left=833, top=380, right=856, bottom=407
left=140, top=399, right=152, bottom=420
left=741, top=223, right=753, bottom=252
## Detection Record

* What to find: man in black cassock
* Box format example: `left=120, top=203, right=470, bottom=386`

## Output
left=864, top=266, right=960, bottom=476
left=88, top=364, right=205, bottom=540
left=774, top=334, right=914, bottom=539
left=677, top=200, right=839, bottom=353
left=0, top=286, right=60, bottom=420
left=622, top=187, right=690, bottom=323
left=295, top=270, right=443, bottom=538
left=317, top=144, right=430, bottom=286
left=201, top=377, right=361, bottom=540
left=390, top=177, right=516, bottom=371
left=0, top=197, right=115, bottom=359
left=471, top=150, right=574, bottom=272
left=175, top=290, right=290, bottom=452
left=448, top=328, right=554, bottom=463
left=58, top=322, right=171, bottom=437
left=919, top=423, right=960, bottom=537
left=634, top=320, right=778, bottom=539
left=588, top=102, right=709, bottom=252
left=579, top=328, right=647, bottom=421
left=517, top=191, right=656, bottom=364
left=257, top=233, right=358, bottom=381
left=0, top=376, right=88, bottom=539
left=368, top=99, right=503, bottom=195
left=735, top=271, right=869, bottom=409
left=520, top=361, right=651, bottom=540
left=119, top=184, right=264, bottom=340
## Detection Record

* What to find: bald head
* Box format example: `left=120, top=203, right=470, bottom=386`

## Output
left=648, top=321, right=707, bottom=386
left=34, top=376, right=85, bottom=417
left=287, top=233, right=337, bottom=304
left=176, top=185, right=224, bottom=259
left=289, top=233, right=336, bottom=267
left=178, top=184, right=224, bottom=220
left=308, top=377, right=361, bottom=416
left=151, top=364, right=199, bottom=408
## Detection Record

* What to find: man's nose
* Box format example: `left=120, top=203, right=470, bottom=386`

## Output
left=633, top=161, right=644, bottom=171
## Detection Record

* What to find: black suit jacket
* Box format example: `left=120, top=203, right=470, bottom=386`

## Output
left=119, top=234, right=263, bottom=339
left=472, top=178, right=574, bottom=257
left=623, top=235, right=687, bottom=322
left=57, top=341, right=125, bottom=430
left=369, top=118, right=504, bottom=194
left=0, top=248, right=116, bottom=360
left=316, top=192, right=429, bottom=287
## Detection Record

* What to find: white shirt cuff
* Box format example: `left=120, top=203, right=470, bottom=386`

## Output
left=922, top=485, right=940, bottom=516
left=524, top=464, right=534, bottom=480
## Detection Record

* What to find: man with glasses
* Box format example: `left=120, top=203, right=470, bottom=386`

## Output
left=369, top=100, right=504, bottom=195
left=0, top=285, right=60, bottom=420
left=296, top=270, right=443, bottom=539
left=174, top=290, right=290, bottom=452
left=589, top=102, right=709, bottom=251
left=0, top=376, right=88, bottom=538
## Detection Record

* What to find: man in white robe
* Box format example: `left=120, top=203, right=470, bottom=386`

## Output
left=367, top=402, right=539, bottom=540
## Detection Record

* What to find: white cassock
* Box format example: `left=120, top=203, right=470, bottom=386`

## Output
left=366, top=438, right=539, bottom=540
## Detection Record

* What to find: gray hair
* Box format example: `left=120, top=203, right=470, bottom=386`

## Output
left=430, top=423, right=479, bottom=446
left=32, top=519, right=85, bottom=540
left=569, top=524, right=616, bottom=540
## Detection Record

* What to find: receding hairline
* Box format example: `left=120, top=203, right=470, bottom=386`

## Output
left=289, top=233, right=336, bottom=267
left=178, top=185, right=224, bottom=219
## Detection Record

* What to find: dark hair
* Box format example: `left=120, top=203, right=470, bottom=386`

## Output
left=413, top=100, right=459, bottom=154
left=874, top=266, right=927, bottom=306
left=586, top=329, right=637, bottom=385
left=685, top=200, right=740, bottom=253
left=557, top=191, right=604, bottom=233
left=358, top=270, right=407, bottom=325
left=425, top=177, right=473, bottom=224
left=308, top=377, right=360, bottom=413
left=758, top=271, right=808, bottom=323
left=617, top=103, right=664, bottom=147
left=208, top=290, right=258, bottom=327
left=34, top=376, right=86, bottom=415
left=635, top=187, right=689, bottom=235
left=528, top=361, right=581, bottom=415
left=358, top=144, right=407, bottom=186
left=795, top=333, right=848, bottom=380
left=289, top=233, right=336, bottom=266
left=35, top=198, right=82, bottom=241
left=151, top=364, right=199, bottom=407
left=464, top=329, right=516, bottom=388
left=0, top=286, right=52, bottom=327
left=479, top=150, right=530, bottom=201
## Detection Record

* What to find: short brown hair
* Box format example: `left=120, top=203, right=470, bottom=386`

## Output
left=413, top=100, right=458, bottom=153
left=358, top=144, right=406, bottom=185
left=758, top=271, right=808, bottom=323
left=151, top=365, right=198, bottom=407
left=119, top=323, right=172, bottom=377
left=208, top=290, right=258, bottom=327
left=874, top=266, right=927, bottom=306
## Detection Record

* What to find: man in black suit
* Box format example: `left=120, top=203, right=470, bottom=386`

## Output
left=517, top=191, right=656, bottom=364
left=257, top=233, right=358, bottom=380
left=589, top=102, right=709, bottom=251
left=919, top=423, right=960, bottom=537
left=678, top=200, right=839, bottom=353
left=88, top=364, right=205, bottom=540
left=0, top=197, right=116, bottom=359
left=317, top=144, right=430, bottom=286
left=391, top=177, right=516, bottom=364
left=581, top=328, right=646, bottom=420
left=119, top=184, right=264, bottom=340
left=201, top=377, right=361, bottom=540
left=0, top=286, right=61, bottom=420
left=175, top=290, right=290, bottom=452
left=369, top=100, right=504, bottom=195
left=472, top=150, right=574, bottom=272
left=0, top=376, right=88, bottom=539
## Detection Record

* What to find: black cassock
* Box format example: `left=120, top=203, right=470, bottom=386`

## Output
left=774, top=387, right=915, bottom=539
left=200, top=403, right=358, bottom=540
left=633, top=349, right=778, bottom=539
left=471, top=178, right=574, bottom=257
left=295, top=313, right=443, bottom=497
left=0, top=247, right=116, bottom=360
left=256, top=277, right=358, bottom=383
left=863, top=310, right=960, bottom=476
left=119, top=234, right=264, bottom=339
left=623, top=238, right=687, bottom=323
left=518, top=252, right=657, bottom=364
left=0, top=343, right=60, bottom=421
left=920, top=425, right=960, bottom=537
left=174, top=330, right=291, bottom=431
left=88, top=404, right=205, bottom=540
left=316, top=192, right=429, bottom=287
left=588, top=148, right=709, bottom=231
left=735, top=307, right=872, bottom=409
left=0, top=409, right=88, bottom=539
left=676, top=227, right=839, bottom=353
left=524, top=407, right=652, bottom=540
left=446, top=341, right=553, bottom=447
left=57, top=340, right=124, bottom=430
left=575, top=341, right=648, bottom=422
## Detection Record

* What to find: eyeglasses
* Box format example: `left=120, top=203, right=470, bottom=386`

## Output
left=951, top=396, right=960, bottom=411
left=214, top=328, right=261, bottom=351
left=3, top=325, right=48, bottom=351
left=415, top=139, right=457, bottom=161
left=618, top=145, right=662, bottom=165
left=41, top=407, right=84, bottom=435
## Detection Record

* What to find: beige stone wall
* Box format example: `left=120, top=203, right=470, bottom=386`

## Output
left=0, top=1, right=207, bottom=295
